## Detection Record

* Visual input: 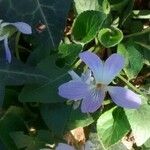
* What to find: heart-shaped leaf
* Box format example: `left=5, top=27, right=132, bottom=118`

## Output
left=98, top=27, right=123, bottom=48
left=117, top=42, right=144, bottom=80
left=97, top=107, right=130, bottom=148
left=72, top=10, right=106, bottom=43
left=19, top=55, right=70, bottom=103
left=0, top=60, right=49, bottom=85
left=125, top=104, right=150, bottom=146
left=58, top=43, right=82, bottom=65
left=40, top=103, right=94, bottom=137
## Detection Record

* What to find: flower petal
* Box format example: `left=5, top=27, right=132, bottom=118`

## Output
left=68, top=70, right=80, bottom=80
left=4, top=37, right=11, bottom=63
left=0, top=20, right=3, bottom=24
left=84, top=141, right=95, bottom=150
left=10, top=22, right=32, bottom=34
left=79, top=51, right=104, bottom=83
left=81, top=69, right=93, bottom=84
left=81, top=88, right=105, bottom=113
left=58, top=80, right=88, bottom=100
left=56, top=143, right=75, bottom=150
left=103, top=54, right=125, bottom=84
left=108, top=86, right=141, bottom=108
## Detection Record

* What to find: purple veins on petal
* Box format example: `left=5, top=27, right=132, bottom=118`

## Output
left=58, top=80, right=89, bottom=100
left=108, top=86, right=141, bottom=109
left=103, top=54, right=125, bottom=84
left=4, top=37, right=11, bottom=63
left=81, top=69, right=92, bottom=84
left=81, top=88, right=106, bottom=113
left=10, top=22, right=32, bottom=34
left=56, top=143, right=75, bottom=150
left=79, top=51, right=104, bottom=83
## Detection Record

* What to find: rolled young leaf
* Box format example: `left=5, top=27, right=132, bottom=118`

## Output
left=98, top=27, right=123, bottom=48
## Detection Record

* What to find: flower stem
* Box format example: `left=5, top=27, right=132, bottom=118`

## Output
left=124, top=27, right=150, bottom=38
left=118, top=75, right=143, bottom=95
left=15, top=32, right=21, bottom=60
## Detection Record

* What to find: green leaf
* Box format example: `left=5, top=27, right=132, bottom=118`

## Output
left=40, top=103, right=94, bottom=137
left=67, top=106, right=94, bottom=130
left=136, top=44, right=150, bottom=66
left=72, top=10, right=106, bottom=43
left=117, top=42, right=144, bottom=79
left=19, top=55, right=70, bottom=103
left=108, top=142, right=128, bottom=150
left=3, top=89, right=19, bottom=109
left=41, top=103, right=70, bottom=137
left=11, top=132, right=39, bottom=149
left=0, top=140, right=5, bottom=150
left=10, top=130, right=52, bottom=150
left=0, top=60, right=49, bottom=85
left=124, top=27, right=150, bottom=38
left=58, top=43, right=82, bottom=65
left=109, top=0, right=129, bottom=11
left=0, top=60, right=49, bottom=105
left=74, top=0, right=100, bottom=14
left=0, top=0, right=72, bottom=64
left=133, top=33, right=150, bottom=65
left=97, top=107, right=130, bottom=148
left=142, top=138, right=150, bottom=149
left=135, top=41, right=150, bottom=51
left=125, top=104, right=150, bottom=146
left=102, top=0, right=110, bottom=15
left=0, top=83, right=5, bottom=107
left=120, top=0, right=134, bottom=25
left=98, top=27, right=123, bottom=48
left=0, top=106, right=26, bottom=149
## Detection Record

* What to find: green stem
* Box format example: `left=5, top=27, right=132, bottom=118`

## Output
left=15, top=32, right=21, bottom=60
left=74, top=59, right=82, bottom=68
left=118, top=75, right=143, bottom=95
left=18, top=45, right=31, bottom=52
left=124, top=27, right=150, bottom=38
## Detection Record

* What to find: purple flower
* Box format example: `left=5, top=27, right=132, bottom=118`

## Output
left=55, top=141, right=94, bottom=150
left=0, top=21, right=32, bottom=63
left=56, top=143, right=75, bottom=150
left=58, top=51, right=141, bottom=113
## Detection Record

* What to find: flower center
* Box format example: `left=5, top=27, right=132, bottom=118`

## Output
left=95, top=83, right=107, bottom=92
left=96, top=83, right=102, bottom=89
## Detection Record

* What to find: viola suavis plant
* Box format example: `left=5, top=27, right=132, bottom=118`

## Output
left=59, top=51, right=141, bottom=113
left=0, top=0, right=149, bottom=150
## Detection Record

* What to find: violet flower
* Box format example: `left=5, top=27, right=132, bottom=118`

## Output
left=58, top=51, right=141, bottom=113
left=56, top=141, right=94, bottom=150
left=56, top=143, right=75, bottom=150
left=0, top=21, right=32, bottom=63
